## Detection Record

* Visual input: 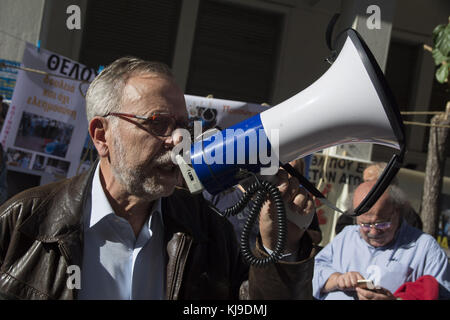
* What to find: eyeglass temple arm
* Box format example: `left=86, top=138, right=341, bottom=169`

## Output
left=108, top=112, right=148, bottom=120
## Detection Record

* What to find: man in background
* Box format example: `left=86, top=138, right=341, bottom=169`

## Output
left=313, top=180, right=450, bottom=300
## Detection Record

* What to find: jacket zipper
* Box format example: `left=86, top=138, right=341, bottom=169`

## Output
left=167, top=233, right=192, bottom=300
left=58, top=241, right=71, bottom=264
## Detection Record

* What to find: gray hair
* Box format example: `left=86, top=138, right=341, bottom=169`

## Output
left=387, top=184, right=409, bottom=218
left=85, top=57, right=173, bottom=123
left=351, top=183, right=408, bottom=214
left=363, top=162, right=399, bottom=185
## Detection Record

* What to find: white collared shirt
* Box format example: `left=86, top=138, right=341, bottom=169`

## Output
left=78, top=164, right=166, bottom=300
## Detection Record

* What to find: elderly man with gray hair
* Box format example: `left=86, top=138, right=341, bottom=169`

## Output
left=313, top=180, right=450, bottom=300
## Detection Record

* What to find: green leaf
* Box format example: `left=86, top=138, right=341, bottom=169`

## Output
left=432, top=24, right=445, bottom=42
left=435, top=64, right=449, bottom=83
left=433, top=22, right=450, bottom=57
left=432, top=48, right=447, bottom=65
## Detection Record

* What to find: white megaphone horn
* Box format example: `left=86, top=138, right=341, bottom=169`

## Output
left=178, top=28, right=405, bottom=216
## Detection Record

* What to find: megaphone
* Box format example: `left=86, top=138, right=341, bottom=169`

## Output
left=174, top=28, right=405, bottom=266
left=177, top=29, right=405, bottom=208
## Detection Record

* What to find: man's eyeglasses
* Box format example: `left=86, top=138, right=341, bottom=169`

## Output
left=104, top=112, right=192, bottom=137
left=359, top=221, right=392, bottom=232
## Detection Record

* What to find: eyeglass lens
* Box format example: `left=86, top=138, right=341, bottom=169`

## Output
left=147, top=114, right=176, bottom=136
left=360, top=222, right=391, bottom=231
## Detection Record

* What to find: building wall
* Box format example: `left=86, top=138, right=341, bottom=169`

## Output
left=271, top=0, right=341, bottom=104
left=39, top=0, right=87, bottom=61
left=0, top=0, right=45, bottom=62
left=379, top=0, right=450, bottom=174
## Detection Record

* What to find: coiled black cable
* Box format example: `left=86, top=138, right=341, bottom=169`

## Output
left=221, top=179, right=287, bottom=267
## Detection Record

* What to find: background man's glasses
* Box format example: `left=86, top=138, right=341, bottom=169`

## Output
left=359, top=221, right=392, bottom=231
left=104, top=112, right=192, bottom=137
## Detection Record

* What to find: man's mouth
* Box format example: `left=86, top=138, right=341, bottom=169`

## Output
left=367, top=235, right=385, bottom=244
left=157, top=163, right=178, bottom=174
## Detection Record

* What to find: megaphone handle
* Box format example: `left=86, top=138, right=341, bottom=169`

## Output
left=261, top=174, right=315, bottom=231
left=281, top=163, right=323, bottom=198
left=281, top=163, right=345, bottom=214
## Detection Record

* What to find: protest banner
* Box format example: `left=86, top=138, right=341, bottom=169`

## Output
left=0, top=58, right=20, bottom=100
left=184, top=94, right=269, bottom=131
left=308, top=153, right=368, bottom=246
left=0, top=43, right=97, bottom=184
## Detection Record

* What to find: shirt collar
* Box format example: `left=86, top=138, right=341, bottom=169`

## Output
left=149, top=196, right=163, bottom=235
left=89, top=163, right=114, bottom=227
left=89, top=162, right=162, bottom=229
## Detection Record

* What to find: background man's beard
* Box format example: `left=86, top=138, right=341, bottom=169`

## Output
left=111, top=138, right=175, bottom=200
left=365, top=232, right=391, bottom=246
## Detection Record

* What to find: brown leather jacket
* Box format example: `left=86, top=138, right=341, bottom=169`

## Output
left=0, top=164, right=315, bottom=300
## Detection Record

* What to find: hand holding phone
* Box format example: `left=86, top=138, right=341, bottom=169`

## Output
left=356, top=279, right=375, bottom=290
left=356, top=281, right=396, bottom=300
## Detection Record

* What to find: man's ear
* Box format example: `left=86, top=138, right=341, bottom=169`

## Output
left=89, top=117, right=109, bottom=157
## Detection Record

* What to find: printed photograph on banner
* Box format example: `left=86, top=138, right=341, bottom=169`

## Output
left=188, top=105, right=219, bottom=131
left=78, top=134, right=98, bottom=173
left=184, top=94, right=269, bottom=132
left=14, top=111, right=74, bottom=158
left=6, top=147, right=32, bottom=169
left=32, top=155, right=46, bottom=171
left=44, top=157, right=70, bottom=178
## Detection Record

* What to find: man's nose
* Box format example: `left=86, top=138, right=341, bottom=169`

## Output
left=163, top=128, right=184, bottom=148
left=172, top=128, right=185, bottom=145
left=369, top=227, right=381, bottom=235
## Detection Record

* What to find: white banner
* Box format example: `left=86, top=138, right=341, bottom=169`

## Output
left=308, top=153, right=367, bottom=246
left=184, top=94, right=269, bottom=131
left=0, top=43, right=97, bottom=182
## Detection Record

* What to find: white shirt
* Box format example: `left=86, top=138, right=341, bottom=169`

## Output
left=78, top=164, right=166, bottom=300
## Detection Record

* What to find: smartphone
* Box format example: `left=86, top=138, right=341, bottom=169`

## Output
left=356, top=279, right=375, bottom=290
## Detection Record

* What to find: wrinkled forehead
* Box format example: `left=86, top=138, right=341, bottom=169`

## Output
left=356, top=192, right=395, bottom=223
left=353, top=181, right=397, bottom=220
left=122, top=74, right=187, bottom=117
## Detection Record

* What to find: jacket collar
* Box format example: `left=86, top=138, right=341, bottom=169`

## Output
left=18, top=161, right=97, bottom=245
